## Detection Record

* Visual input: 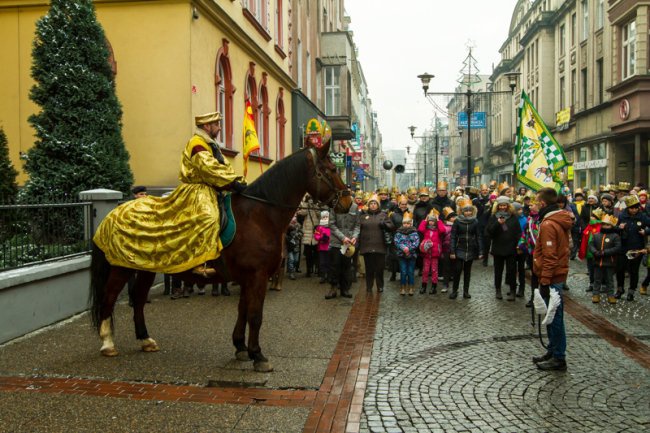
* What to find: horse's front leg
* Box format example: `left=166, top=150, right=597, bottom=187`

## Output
left=131, top=271, right=159, bottom=353
left=99, top=268, right=133, bottom=356
left=246, top=277, right=273, bottom=372
left=232, top=284, right=249, bottom=361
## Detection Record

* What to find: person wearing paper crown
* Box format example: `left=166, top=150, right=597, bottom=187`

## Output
left=431, top=180, right=454, bottom=215
left=413, top=187, right=434, bottom=230
left=417, top=208, right=446, bottom=295
left=589, top=214, right=621, bottom=304
left=324, top=198, right=360, bottom=300
left=579, top=207, right=605, bottom=293
left=613, top=181, right=631, bottom=217
left=449, top=199, right=483, bottom=300
left=439, top=206, right=456, bottom=293
left=393, top=211, right=421, bottom=296
left=406, top=186, right=418, bottom=213
left=485, top=196, right=522, bottom=301
left=518, top=195, right=541, bottom=308
left=388, top=194, right=410, bottom=282
left=93, top=111, right=246, bottom=276
left=614, top=194, right=650, bottom=301
left=358, top=194, right=394, bottom=294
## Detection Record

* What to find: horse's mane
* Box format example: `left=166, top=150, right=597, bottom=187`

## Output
left=243, top=149, right=309, bottom=204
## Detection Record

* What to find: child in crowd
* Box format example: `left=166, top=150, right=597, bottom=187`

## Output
left=439, top=207, right=457, bottom=293
left=394, top=212, right=420, bottom=296
left=285, top=215, right=303, bottom=280
left=418, top=209, right=446, bottom=295
left=518, top=199, right=541, bottom=308
left=579, top=208, right=605, bottom=293
left=589, top=214, right=621, bottom=304
left=449, top=200, right=483, bottom=299
left=313, top=211, right=331, bottom=284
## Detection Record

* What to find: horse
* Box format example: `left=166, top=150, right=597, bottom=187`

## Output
left=88, top=141, right=352, bottom=372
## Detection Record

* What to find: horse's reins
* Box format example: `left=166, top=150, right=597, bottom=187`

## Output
left=239, top=147, right=349, bottom=211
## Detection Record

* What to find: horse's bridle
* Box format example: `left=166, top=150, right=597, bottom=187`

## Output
left=307, top=147, right=350, bottom=209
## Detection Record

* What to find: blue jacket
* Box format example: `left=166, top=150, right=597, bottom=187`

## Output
left=617, top=209, right=650, bottom=251
left=394, top=226, right=420, bottom=258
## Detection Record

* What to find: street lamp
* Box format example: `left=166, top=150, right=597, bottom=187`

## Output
left=408, top=125, right=434, bottom=188
left=418, top=70, right=520, bottom=187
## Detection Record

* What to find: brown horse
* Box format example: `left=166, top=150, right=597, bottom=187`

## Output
left=88, top=142, right=352, bottom=372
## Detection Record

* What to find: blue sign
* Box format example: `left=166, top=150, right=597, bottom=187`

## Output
left=346, top=155, right=352, bottom=168
left=355, top=167, right=365, bottom=182
left=457, top=112, right=486, bottom=129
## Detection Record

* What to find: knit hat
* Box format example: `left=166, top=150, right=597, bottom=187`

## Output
left=600, top=193, right=614, bottom=202
left=319, top=211, right=330, bottom=226
left=489, top=193, right=497, bottom=200
left=587, top=192, right=598, bottom=202
left=496, top=196, right=510, bottom=205
left=512, top=202, right=523, bottom=211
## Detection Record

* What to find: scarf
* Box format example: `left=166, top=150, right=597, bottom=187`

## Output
left=538, top=203, right=560, bottom=221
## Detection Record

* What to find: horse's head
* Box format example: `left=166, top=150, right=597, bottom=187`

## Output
left=305, top=144, right=352, bottom=214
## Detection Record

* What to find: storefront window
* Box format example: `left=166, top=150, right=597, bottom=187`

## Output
left=591, top=142, right=606, bottom=159
left=577, top=147, right=588, bottom=162
left=591, top=167, right=606, bottom=187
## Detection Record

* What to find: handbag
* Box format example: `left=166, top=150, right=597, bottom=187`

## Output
left=382, top=228, right=393, bottom=246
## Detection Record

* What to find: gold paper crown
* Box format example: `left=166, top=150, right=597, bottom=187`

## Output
left=195, top=111, right=222, bottom=125
left=367, top=194, right=380, bottom=204
left=598, top=185, right=607, bottom=192
left=442, top=206, right=456, bottom=219
left=617, top=182, right=631, bottom=192
left=480, top=183, right=488, bottom=190
left=498, top=182, right=510, bottom=195
left=402, top=211, right=413, bottom=222
left=398, top=194, right=409, bottom=203
left=437, top=181, right=449, bottom=190
left=574, top=188, right=584, bottom=196
left=601, top=214, right=618, bottom=226
left=607, top=184, right=618, bottom=192
left=624, top=195, right=640, bottom=207
left=591, top=208, right=605, bottom=220
left=354, top=191, right=364, bottom=200
left=418, top=187, right=430, bottom=196
left=457, top=199, right=473, bottom=210
left=391, top=186, right=399, bottom=194
left=322, top=121, right=332, bottom=144
left=378, top=186, right=389, bottom=194
left=406, top=186, right=417, bottom=195
left=427, top=208, right=440, bottom=219
left=489, top=180, right=498, bottom=188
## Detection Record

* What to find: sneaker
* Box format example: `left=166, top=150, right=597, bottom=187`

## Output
left=441, top=284, right=448, bottom=294
left=591, top=294, right=601, bottom=303
left=536, top=357, right=567, bottom=371
left=586, top=285, right=593, bottom=292
left=607, top=296, right=617, bottom=304
left=640, top=286, right=648, bottom=295
left=525, top=299, right=533, bottom=308
left=626, top=292, right=634, bottom=301
left=197, top=287, right=206, bottom=295
left=614, top=289, right=624, bottom=299
left=532, top=353, right=552, bottom=364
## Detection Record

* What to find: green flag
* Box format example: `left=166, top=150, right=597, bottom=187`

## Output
left=514, top=91, right=568, bottom=192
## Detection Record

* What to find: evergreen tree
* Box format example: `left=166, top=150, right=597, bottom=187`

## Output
left=24, top=0, right=132, bottom=201
left=0, top=127, right=19, bottom=203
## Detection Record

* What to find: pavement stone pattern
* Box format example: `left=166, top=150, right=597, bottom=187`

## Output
left=358, top=264, right=650, bottom=433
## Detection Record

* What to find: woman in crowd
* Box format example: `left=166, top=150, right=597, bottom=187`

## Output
left=358, top=194, right=393, bottom=293
left=449, top=200, right=483, bottom=299
left=298, top=194, right=324, bottom=278
left=486, top=196, right=522, bottom=300
left=313, top=211, right=331, bottom=284
left=518, top=198, right=542, bottom=307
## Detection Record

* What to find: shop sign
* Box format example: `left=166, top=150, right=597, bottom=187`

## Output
left=573, top=159, right=607, bottom=170
left=556, top=108, right=571, bottom=131
left=330, top=152, right=346, bottom=168
left=567, top=165, right=574, bottom=181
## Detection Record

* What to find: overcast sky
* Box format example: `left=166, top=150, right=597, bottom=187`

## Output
left=345, top=0, right=519, bottom=151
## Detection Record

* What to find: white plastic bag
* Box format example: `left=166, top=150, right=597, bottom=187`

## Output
left=541, top=288, right=561, bottom=326
left=533, top=289, right=547, bottom=316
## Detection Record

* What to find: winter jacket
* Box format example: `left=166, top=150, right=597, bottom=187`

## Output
left=394, top=226, right=420, bottom=259
left=298, top=201, right=325, bottom=246
left=518, top=213, right=540, bottom=255
left=533, top=206, right=574, bottom=286
left=473, top=195, right=491, bottom=227
left=430, top=195, right=454, bottom=215
left=313, top=225, right=331, bottom=252
left=329, top=203, right=360, bottom=249
left=412, top=200, right=434, bottom=229
left=285, top=222, right=303, bottom=253
left=617, top=209, right=650, bottom=251
left=578, top=220, right=601, bottom=260
left=418, top=219, right=446, bottom=259
left=485, top=206, right=522, bottom=256
left=579, top=202, right=599, bottom=228
left=358, top=209, right=392, bottom=255
left=441, top=222, right=453, bottom=254
left=450, top=213, right=482, bottom=261
left=589, top=228, right=621, bottom=268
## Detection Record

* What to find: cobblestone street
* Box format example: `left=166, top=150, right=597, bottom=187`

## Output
left=359, top=262, right=650, bottom=433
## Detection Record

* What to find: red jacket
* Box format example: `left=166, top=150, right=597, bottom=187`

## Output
left=533, top=209, right=574, bottom=286
left=418, top=219, right=446, bottom=258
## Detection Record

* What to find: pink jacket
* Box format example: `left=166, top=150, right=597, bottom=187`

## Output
left=418, top=219, right=446, bottom=258
left=441, top=222, right=453, bottom=254
left=313, top=225, right=331, bottom=252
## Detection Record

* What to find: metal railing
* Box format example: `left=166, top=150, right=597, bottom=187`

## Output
left=0, top=200, right=93, bottom=272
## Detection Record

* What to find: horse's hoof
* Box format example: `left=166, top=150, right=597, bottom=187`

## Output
left=235, top=351, right=250, bottom=361
left=254, top=361, right=273, bottom=372
left=141, top=338, right=160, bottom=352
left=100, top=347, right=119, bottom=357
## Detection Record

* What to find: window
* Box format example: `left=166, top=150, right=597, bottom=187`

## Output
left=578, top=147, right=588, bottom=162
left=258, top=79, right=269, bottom=157
left=592, top=167, right=606, bottom=186
left=581, top=68, right=588, bottom=109
left=571, top=13, right=576, bottom=46
left=622, top=20, right=636, bottom=80
left=571, top=69, right=577, bottom=107
left=276, top=90, right=286, bottom=160
left=576, top=170, right=587, bottom=188
left=324, top=66, right=341, bottom=115
left=592, top=142, right=606, bottom=159
left=596, top=0, right=604, bottom=29
left=559, top=24, right=566, bottom=55
left=306, top=52, right=312, bottom=99
left=275, top=0, right=283, bottom=48
left=297, top=40, right=302, bottom=89
left=596, top=58, right=604, bottom=104
left=559, top=76, right=566, bottom=110
left=581, top=0, right=589, bottom=41
left=215, top=41, right=234, bottom=149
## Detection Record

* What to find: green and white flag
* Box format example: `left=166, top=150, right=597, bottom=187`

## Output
left=514, top=91, right=568, bottom=192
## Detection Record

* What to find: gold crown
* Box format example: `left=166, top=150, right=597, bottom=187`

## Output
left=457, top=199, right=473, bottom=210
left=624, top=195, right=640, bottom=207
left=436, top=181, right=448, bottom=190
left=418, top=187, right=430, bottom=196
left=354, top=191, right=364, bottom=199
left=406, top=186, right=417, bottom=195
left=601, top=214, right=618, bottom=226
left=367, top=194, right=379, bottom=204
left=378, top=186, right=389, bottom=194
left=442, top=206, right=456, bottom=219
left=591, top=208, right=605, bottom=220
left=498, top=182, right=510, bottom=194
left=402, top=211, right=413, bottom=222
left=617, top=182, right=631, bottom=192
left=427, top=208, right=440, bottom=219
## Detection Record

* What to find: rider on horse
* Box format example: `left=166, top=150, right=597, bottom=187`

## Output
left=93, top=111, right=246, bottom=275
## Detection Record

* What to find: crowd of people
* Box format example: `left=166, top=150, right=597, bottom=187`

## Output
left=287, top=180, right=650, bottom=308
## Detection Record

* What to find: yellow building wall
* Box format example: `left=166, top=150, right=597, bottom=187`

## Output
left=1, top=0, right=292, bottom=188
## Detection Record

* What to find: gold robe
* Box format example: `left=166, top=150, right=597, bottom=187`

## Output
left=93, top=130, right=244, bottom=273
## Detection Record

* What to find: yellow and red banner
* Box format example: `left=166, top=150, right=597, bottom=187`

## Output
left=242, top=100, right=260, bottom=177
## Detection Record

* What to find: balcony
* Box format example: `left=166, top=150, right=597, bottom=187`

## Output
left=319, top=32, right=354, bottom=140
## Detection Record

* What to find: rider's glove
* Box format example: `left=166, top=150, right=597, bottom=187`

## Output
left=230, top=181, right=247, bottom=194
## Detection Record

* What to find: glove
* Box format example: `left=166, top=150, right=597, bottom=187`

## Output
left=230, top=181, right=247, bottom=194
left=542, top=289, right=561, bottom=326
left=533, top=289, right=548, bottom=316
left=539, top=284, right=550, bottom=298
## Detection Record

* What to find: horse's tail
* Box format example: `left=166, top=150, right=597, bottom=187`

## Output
left=89, top=242, right=111, bottom=332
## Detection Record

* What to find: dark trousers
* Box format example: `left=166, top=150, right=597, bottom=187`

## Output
left=318, top=250, right=329, bottom=278
left=587, top=258, right=595, bottom=285
left=328, top=247, right=352, bottom=291
left=594, top=266, right=615, bottom=296
left=616, top=255, right=644, bottom=291
left=439, top=253, right=454, bottom=286
left=493, top=254, right=516, bottom=291
left=482, top=236, right=492, bottom=264
left=363, top=253, right=385, bottom=291
left=453, top=259, right=473, bottom=291
left=643, top=266, right=650, bottom=288
left=526, top=254, right=539, bottom=290
left=516, top=252, right=527, bottom=291
left=303, top=244, right=318, bottom=274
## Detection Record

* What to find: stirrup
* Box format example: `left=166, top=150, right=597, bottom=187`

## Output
left=192, top=263, right=217, bottom=278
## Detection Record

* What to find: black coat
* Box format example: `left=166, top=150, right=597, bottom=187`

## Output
left=451, top=216, right=483, bottom=261
left=485, top=213, right=522, bottom=256
left=412, top=201, right=434, bottom=229
left=589, top=229, right=621, bottom=267
left=430, top=195, right=454, bottom=215
left=580, top=202, right=599, bottom=227
left=358, top=210, right=392, bottom=255
left=617, top=209, right=650, bottom=251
